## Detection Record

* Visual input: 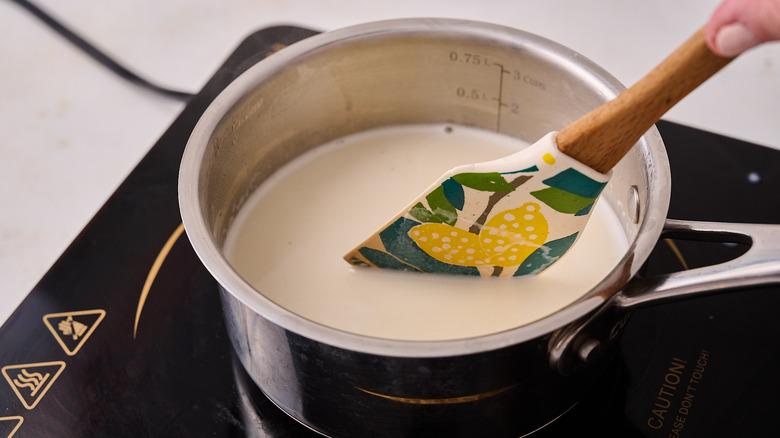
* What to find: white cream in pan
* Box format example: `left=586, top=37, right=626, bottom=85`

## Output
left=224, top=124, right=628, bottom=341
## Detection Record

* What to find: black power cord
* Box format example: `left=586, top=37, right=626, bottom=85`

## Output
left=11, top=0, right=196, bottom=101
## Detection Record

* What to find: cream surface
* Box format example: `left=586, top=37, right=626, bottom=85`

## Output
left=224, top=124, right=628, bottom=341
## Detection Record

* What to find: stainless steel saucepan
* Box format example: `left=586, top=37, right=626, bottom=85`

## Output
left=178, top=19, right=780, bottom=437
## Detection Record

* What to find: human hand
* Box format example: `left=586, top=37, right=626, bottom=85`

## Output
left=707, top=0, right=780, bottom=56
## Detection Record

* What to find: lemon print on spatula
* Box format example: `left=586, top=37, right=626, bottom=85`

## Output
left=409, top=202, right=547, bottom=268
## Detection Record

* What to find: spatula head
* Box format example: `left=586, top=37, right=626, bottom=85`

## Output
left=344, top=132, right=611, bottom=277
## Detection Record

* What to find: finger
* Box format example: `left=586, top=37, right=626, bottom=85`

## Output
left=707, top=0, right=780, bottom=56
left=706, top=0, right=744, bottom=54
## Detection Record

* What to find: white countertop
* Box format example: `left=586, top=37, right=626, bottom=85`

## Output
left=2, top=0, right=779, bottom=326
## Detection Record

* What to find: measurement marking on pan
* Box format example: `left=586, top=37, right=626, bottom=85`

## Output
left=493, top=62, right=510, bottom=132
left=449, top=51, right=526, bottom=132
left=448, top=51, right=493, bottom=66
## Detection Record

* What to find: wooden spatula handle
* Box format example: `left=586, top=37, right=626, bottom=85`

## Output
left=556, top=26, right=734, bottom=174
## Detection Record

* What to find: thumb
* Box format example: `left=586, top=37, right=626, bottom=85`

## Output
left=713, top=22, right=759, bottom=57
left=707, top=0, right=780, bottom=57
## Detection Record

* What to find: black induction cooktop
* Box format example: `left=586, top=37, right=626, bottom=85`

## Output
left=1, top=26, right=779, bottom=438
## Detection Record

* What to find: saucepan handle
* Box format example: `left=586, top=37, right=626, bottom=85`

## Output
left=549, top=218, right=780, bottom=376
left=615, top=219, right=780, bottom=311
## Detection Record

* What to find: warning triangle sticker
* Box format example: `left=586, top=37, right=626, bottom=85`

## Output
left=1, top=362, right=65, bottom=410
left=0, top=416, right=24, bottom=438
left=43, top=309, right=106, bottom=356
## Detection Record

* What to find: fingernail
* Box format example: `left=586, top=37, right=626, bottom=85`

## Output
left=715, top=22, right=759, bottom=57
